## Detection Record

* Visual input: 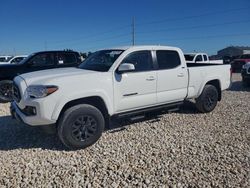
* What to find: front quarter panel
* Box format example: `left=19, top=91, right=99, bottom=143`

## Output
left=50, top=72, right=114, bottom=121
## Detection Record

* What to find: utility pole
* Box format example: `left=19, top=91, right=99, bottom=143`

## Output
left=132, top=17, right=135, bottom=46
left=13, top=48, right=16, bottom=56
left=44, top=41, right=47, bottom=50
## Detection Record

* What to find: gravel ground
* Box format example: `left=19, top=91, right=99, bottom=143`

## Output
left=0, top=74, right=249, bottom=187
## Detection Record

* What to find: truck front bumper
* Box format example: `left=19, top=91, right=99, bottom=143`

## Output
left=10, top=102, right=56, bottom=126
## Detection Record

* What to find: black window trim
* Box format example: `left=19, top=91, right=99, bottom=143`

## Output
left=154, top=50, right=182, bottom=70
left=116, top=50, right=156, bottom=73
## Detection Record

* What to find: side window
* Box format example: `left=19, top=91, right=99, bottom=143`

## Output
left=195, top=55, right=202, bottom=62
left=156, top=50, right=181, bottom=69
left=11, top=57, right=25, bottom=63
left=57, top=53, right=77, bottom=64
left=30, top=53, right=54, bottom=67
left=121, top=51, right=153, bottom=72
left=203, top=55, right=208, bottom=61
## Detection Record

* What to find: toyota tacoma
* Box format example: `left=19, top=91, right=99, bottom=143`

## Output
left=10, top=46, right=231, bottom=149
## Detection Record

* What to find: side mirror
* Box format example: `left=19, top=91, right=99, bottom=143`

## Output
left=117, top=63, right=135, bottom=73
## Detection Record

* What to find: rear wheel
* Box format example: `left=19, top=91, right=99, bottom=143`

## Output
left=195, top=84, right=218, bottom=113
left=242, top=77, right=250, bottom=86
left=57, top=104, right=105, bottom=150
left=0, top=80, right=13, bottom=103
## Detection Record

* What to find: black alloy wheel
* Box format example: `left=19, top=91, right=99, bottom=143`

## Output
left=0, top=80, right=13, bottom=103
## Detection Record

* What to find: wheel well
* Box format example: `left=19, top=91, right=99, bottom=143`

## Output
left=58, top=96, right=110, bottom=128
left=205, top=80, right=221, bottom=101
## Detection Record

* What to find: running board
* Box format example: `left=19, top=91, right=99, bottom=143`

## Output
left=114, top=101, right=183, bottom=119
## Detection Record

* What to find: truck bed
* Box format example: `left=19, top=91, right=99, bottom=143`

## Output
left=186, top=63, right=231, bottom=99
left=186, top=63, right=225, bottom=67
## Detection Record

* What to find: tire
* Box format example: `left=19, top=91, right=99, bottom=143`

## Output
left=0, top=80, right=13, bottom=103
left=195, top=84, right=218, bottom=113
left=57, top=104, right=105, bottom=150
left=242, top=78, right=250, bottom=87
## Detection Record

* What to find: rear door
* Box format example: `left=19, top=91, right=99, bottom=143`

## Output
left=114, top=50, right=157, bottom=112
left=155, top=50, right=188, bottom=104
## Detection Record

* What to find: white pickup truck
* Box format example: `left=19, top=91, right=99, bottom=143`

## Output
left=185, top=53, right=223, bottom=64
left=10, top=46, right=231, bottom=149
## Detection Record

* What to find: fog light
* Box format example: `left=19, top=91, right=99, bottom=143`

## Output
left=23, top=106, right=37, bottom=116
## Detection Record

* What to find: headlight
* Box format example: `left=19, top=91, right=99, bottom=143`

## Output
left=26, top=85, right=58, bottom=98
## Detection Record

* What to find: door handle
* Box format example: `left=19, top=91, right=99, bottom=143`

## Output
left=177, top=73, right=184, bottom=77
left=146, top=76, right=155, bottom=81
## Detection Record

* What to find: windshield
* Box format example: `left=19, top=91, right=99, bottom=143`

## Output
left=79, top=50, right=124, bottom=72
left=184, top=54, right=195, bottom=61
left=18, top=53, right=35, bottom=64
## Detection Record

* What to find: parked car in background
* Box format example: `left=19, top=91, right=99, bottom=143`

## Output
left=10, top=45, right=231, bottom=149
left=241, top=62, right=250, bottom=86
left=222, top=56, right=233, bottom=64
left=231, top=54, right=250, bottom=72
left=184, top=53, right=223, bottom=64
left=0, top=50, right=82, bottom=103
left=8, top=55, right=28, bottom=64
left=0, top=55, right=13, bottom=64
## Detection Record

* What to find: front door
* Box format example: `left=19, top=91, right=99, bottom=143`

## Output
left=114, top=50, right=157, bottom=112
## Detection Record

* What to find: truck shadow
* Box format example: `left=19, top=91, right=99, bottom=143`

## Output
left=0, top=116, right=65, bottom=151
left=0, top=101, right=198, bottom=151
left=228, top=81, right=250, bottom=92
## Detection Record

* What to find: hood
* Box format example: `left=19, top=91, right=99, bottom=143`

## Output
left=19, top=67, right=96, bottom=86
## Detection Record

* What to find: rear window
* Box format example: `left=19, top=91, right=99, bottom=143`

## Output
left=203, top=55, right=208, bottom=61
left=156, top=50, right=181, bottom=69
left=57, top=53, right=77, bottom=64
left=184, top=54, right=195, bottom=61
left=195, top=55, right=202, bottom=62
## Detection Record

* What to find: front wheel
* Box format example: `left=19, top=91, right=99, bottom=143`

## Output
left=57, top=104, right=105, bottom=150
left=195, top=85, right=218, bottom=113
left=0, top=80, right=13, bottom=103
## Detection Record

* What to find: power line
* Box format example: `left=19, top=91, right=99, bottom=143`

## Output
left=52, top=33, right=131, bottom=48
left=81, top=39, right=131, bottom=51
left=136, top=33, right=250, bottom=43
left=132, top=17, right=135, bottom=46
left=49, top=7, right=249, bottom=46
left=136, top=20, right=250, bottom=35
left=51, top=24, right=131, bottom=45
left=136, top=7, right=250, bottom=26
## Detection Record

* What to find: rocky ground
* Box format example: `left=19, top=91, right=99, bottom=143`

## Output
left=0, top=74, right=249, bottom=187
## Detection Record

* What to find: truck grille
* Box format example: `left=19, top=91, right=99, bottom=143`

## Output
left=13, top=83, right=21, bottom=103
